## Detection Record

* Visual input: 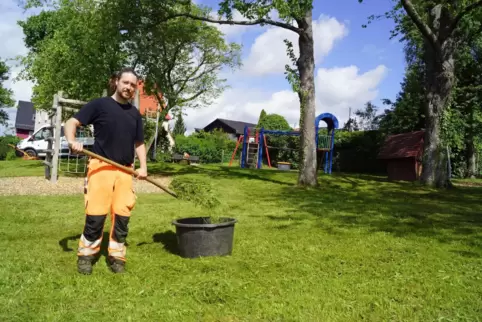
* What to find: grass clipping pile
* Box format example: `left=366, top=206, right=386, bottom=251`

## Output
left=169, top=176, right=227, bottom=223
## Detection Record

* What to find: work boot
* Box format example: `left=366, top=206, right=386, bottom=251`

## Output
left=77, top=255, right=94, bottom=275
left=108, top=256, right=126, bottom=274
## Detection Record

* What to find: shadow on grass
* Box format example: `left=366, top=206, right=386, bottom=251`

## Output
left=149, top=163, right=295, bottom=186
left=261, top=179, right=482, bottom=247
left=137, top=230, right=179, bottom=255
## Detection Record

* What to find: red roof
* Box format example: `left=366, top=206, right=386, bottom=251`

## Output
left=378, top=130, right=425, bottom=159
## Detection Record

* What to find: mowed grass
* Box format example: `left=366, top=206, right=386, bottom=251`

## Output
left=0, top=163, right=481, bottom=321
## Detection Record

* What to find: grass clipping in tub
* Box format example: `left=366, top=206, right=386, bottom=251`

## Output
left=169, top=177, right=226, bottom=223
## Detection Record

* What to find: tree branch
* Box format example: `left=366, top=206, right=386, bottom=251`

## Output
left=175, top=55, right=207, bottom=95
left=165, top=13, right=302, bottom=34
left=449, top=0, right=482, bottom=33
left=401, top=0, right=439, bottom=50
left=178, top=89, right=209, bottom=104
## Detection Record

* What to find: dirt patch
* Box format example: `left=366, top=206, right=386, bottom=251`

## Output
left=0, top=176, right=172, bottom=196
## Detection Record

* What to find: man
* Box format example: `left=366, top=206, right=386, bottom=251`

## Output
left=65, top=67, right=148, bottom=274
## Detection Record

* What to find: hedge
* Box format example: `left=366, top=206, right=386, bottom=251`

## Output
left=0, top=135, right=21, bottom=161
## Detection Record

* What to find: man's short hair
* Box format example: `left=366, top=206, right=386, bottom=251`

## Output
left=117, top=67, right=139, bottom=80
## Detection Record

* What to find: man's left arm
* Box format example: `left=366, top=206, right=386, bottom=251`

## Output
left=134, top=113, right=147, bottom=179
left=135, top=141, right=148, bottom=179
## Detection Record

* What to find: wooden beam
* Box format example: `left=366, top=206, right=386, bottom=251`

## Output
left=58, top=97, right=88, bottom=106
left=50, top=93, right=62, bottom=184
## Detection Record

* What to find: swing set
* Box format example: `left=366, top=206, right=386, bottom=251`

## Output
left=229, top=112, right=339, bottom=173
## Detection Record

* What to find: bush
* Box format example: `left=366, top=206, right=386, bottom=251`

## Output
left=332, top=130, right=387, bottom=174
left=0, top=136, right=21, bottom=161
left=171, top=130, right=238, bottom=164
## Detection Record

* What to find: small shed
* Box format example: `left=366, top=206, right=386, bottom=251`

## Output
left=377, top=130, right=425, bottom=182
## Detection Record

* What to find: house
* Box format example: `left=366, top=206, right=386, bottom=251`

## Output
left=198, top=118, right=257, bottom=140
left=136, top=81, right=164, bottom=117
left=377, top=130, right=425, bottom=182
left=14, top=101, right=36, bottom=138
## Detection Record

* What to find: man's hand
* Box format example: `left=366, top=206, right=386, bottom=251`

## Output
left=69, top=141, right=84, bottom=154
left=136, top=167, right=147, bottom=180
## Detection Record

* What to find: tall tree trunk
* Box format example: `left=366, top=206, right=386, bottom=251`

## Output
left=296, top=8, right=317, bottom=187
left=464, top=101, right=477, bottom=178
left=466, top=138, right=476, bottom=178
left=421, top=36, right=455, bottom=188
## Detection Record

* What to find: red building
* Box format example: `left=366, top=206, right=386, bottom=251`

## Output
left=377, top=130, right=425, bottom=182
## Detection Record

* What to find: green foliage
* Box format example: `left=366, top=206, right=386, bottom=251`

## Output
left=17, top=0, right=241, bottom=115
left=0, top=136, right=21, bottom=161
left=377, top=64, right=426, bottom=136
left=127, top=2, right=242, bottom=112
left=283, top=39, right=300, bottom=94
left=172, top=129, right=237, bottom=164
left=17, top=10, right=62, bottom=53
left=18, top=0, right=129, bottom=111
left=0, top=59, right=15, bottom=109
left=169, top=176, right=221, bottom=211
left=173, top=112, right=186, bottom=136
left=332, top=130, right=387, bottom=174
left=256, top=109, right=267, bottom=126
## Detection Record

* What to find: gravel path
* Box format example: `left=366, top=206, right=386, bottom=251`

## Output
left=0, top=176, right=172, bottom=196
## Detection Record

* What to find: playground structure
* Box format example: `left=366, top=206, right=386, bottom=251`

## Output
left=229, top=112, right=339, bottom=173
left=43, top=90, right=102, bottom=183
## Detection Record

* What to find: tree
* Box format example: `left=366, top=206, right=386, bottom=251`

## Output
left=161, top=0, right=320, bottom=186
left=451, top=36, right=482, bottom=178
left=342, top=118, right=359, bottom=132
left=355, top=101, right=379, bottom=131
left=17, top=0, right=130, bottom=110
left=173, top=111, right=187, bottom=136
left=17, top=0, right=241, bottom=118
left=361, top=0, right=482, bottom=188
left=0, top=59, right=15, bottom=127
left=376, top=63, right=426, bottom=135
left=257, top=109, right=267, bottom=127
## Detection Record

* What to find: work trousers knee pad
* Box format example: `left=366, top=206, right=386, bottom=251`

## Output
left=108, top=213, right=130, bottom=261
left=78, top=215, right=107, bottom=257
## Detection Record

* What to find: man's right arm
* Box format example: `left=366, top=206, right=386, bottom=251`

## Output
left=65, top=117, right=83, bottom=153
left=66, top=99, right=99, bottom=153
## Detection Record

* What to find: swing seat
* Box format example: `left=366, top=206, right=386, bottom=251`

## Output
left=277, top=162, right=291, bottom=171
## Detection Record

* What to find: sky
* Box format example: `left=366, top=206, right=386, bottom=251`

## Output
left=0, top=0, right=407, bottom=136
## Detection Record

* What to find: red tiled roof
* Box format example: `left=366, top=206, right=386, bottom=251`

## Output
left=377, top=130, right=424, bottom=159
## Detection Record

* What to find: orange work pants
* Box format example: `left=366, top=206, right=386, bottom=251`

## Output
left=77, top=158, right=137, bottom=261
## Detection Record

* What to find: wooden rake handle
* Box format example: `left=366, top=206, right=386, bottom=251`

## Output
left=79, top=148, right=178, bottom=198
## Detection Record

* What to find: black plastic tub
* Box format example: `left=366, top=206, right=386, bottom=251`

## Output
left=172, top=217, right=237, bottom=258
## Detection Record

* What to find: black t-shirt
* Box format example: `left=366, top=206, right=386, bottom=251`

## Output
left=73, top=96, right=144, bottom=165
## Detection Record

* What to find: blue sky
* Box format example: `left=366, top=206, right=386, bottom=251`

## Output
left=0, top=0, right=407, bottom=135
left=179, top=0, right=407, bottom=131
left=199, top=0, right=406, bottom=100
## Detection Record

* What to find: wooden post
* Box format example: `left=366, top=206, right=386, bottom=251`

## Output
left=51, top=92, right=62, bottom=183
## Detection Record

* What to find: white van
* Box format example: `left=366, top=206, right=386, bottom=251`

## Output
left=16, top=123, right=94, bottom=158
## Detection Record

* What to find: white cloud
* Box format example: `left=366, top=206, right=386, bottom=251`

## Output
left=315, top=65, right=388, bottom=108
left=0, top=107, right=17, bottom=136
left=243, top=14, right=348, bottom=76
left=183, top=64, right=388, bottom=133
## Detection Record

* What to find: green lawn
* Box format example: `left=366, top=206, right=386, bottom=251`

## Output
left=0, top=163, right=481, bottom=321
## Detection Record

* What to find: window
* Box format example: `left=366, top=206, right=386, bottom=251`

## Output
left=33, top=128, right=52, bottom=141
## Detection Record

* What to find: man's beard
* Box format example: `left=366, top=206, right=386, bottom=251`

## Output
left=119, top=89, right=133, bottom=100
